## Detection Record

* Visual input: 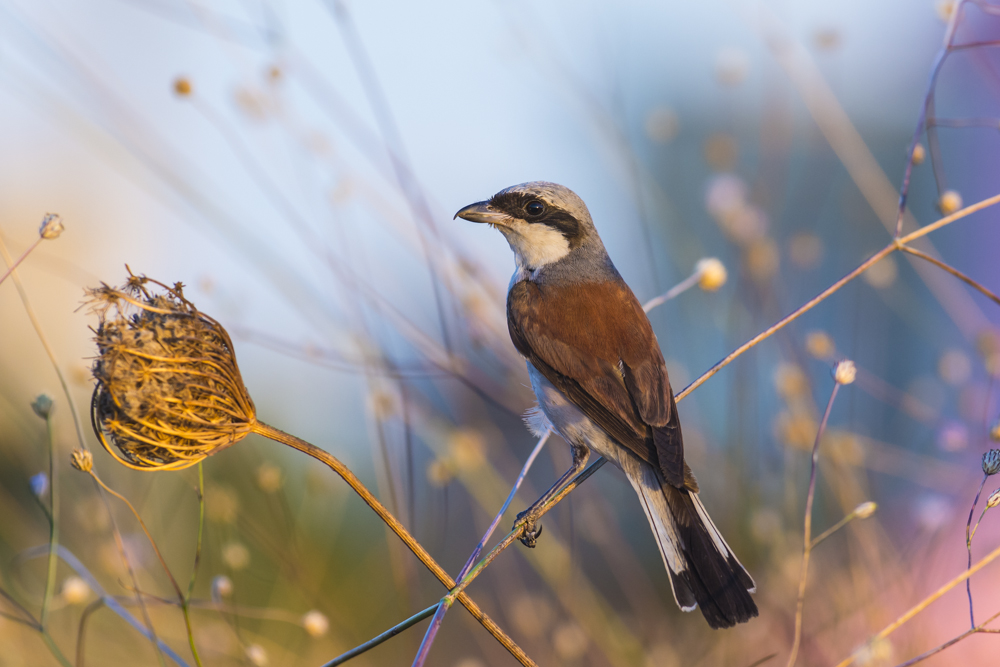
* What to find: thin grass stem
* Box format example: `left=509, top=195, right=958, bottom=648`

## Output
left=965, top=473, right=988, bottom=627
left=786, top=382, right=842, bottom=667
left=40, top=410, right=59, bottom=631
left=0, top=236, right=42, bottom=287
left=322, top=603, right=439, bottom=667
left=0, top=234, right=90, bottom=453
left=897, top=245, right=1000, bottom=308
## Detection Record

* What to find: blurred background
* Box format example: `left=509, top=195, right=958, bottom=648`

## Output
left=1, top=0, right=999, bottom=665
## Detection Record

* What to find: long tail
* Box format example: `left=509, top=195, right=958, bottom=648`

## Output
left=621, top=455, right=758, bottom=629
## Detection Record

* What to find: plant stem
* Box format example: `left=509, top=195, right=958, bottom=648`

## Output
left=40, top=410, right=58, bottom=631
left=321, top=603, right=440, bottom=667
left=0, top=236, right=42, bottom=287
left=833, top=541, right=1000, bottom=667
left=251, top=421, right=536, bottom=667
left=810, top=510, right=858, bottom=549
left=786, top=382, right=842, bottom=667
left=182, top=463, right=206, bottom=667
left=966, top=473, right=987, bottom=628
left=40, top=629, right=73, bottom=667
left=897, top=245, right=1000, bottom=307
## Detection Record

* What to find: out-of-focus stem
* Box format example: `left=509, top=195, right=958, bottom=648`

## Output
left=251, top=421, right=536, bottom=667
left=40, top=411, right=58, bottom=631
left=786, top=382, right=842, bottom=667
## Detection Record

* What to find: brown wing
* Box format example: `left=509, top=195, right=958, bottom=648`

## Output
left=507, top=278, right=687, bottom=487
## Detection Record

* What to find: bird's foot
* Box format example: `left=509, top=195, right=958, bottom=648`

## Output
left=515, top=509, right=543, bottom=548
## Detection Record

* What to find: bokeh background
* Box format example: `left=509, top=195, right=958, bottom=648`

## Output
left=1, top=0, right=1000, bottom=665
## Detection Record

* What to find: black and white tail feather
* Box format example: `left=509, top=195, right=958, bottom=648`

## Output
left=620, top=453, right=758, bottom=629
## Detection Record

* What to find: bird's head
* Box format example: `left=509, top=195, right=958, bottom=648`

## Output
left=455, top=182, right=599, bottom=271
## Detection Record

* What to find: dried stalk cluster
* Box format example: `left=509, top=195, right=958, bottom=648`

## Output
left=88, top=272, right=256, bottom=470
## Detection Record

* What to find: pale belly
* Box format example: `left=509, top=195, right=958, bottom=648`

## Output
left=526, top=362, right=631, bottom=470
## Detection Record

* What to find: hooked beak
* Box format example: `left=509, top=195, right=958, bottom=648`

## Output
left=454, top=200, right=506, bottom=225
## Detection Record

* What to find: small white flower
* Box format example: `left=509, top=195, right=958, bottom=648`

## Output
left=833, top=360, right=856, bottom=385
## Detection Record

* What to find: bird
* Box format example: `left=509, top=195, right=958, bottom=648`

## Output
left=455, top=181, right=758, bottom=629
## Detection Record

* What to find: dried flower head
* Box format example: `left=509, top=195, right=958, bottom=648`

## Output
left=173, top=77, right=192, bottom=96
left=854, top=501, right=877, bottom=519
left=39, top=214, right=64, bottom=240
left=834, top=359, right=857, bottom=385
left=71, top=448, right=94, bottom=473
left=211, top=575, right=233, bottom=601
left=939, top=190, right=963, bottom=215
left=61, top=576, right=90, bottom=604
left=88, top=272, right=256, bottom=470
left=992, top=419, right=1000, bottom=443
left=983, top=449, right=1000, bottom=476
left=301, top=610, right=329, bottom=638
left=31, top=394, right=54, bottom=419
left=695, top=257, right=727, bottom=292
left=989, top=488, right=1000, bottom=510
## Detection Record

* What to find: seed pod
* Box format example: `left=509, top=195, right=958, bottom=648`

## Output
left=88, top=272, right=256, bottom=470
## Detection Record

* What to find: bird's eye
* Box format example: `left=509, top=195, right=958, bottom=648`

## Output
left=526, top=201, right=544, bottom=216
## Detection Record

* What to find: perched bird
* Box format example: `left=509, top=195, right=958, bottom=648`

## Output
left=456, top=182, right=758, bottom=629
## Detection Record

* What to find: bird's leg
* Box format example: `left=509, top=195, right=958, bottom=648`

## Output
left=515, top=443, right=589, bottom=548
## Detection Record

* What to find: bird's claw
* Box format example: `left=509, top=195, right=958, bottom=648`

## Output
left=516, top=510, right=542, bottom=548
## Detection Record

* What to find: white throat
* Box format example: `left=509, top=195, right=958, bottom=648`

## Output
left=499, top=220, right=571, bottom=271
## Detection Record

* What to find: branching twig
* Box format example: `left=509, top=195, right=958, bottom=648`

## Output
left=833, top=541, right=1000, bottom=667
left=897, top=245, right=1000, bottom=308
left=890, top=609, right=1000, bottom=667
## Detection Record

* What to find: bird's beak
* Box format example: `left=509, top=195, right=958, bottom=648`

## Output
left=454, top=200, right=506, bottom=225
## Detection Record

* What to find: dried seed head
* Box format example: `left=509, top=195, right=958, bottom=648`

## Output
left=39, top=214, right=64, bottom=240
left=834, top=359, right=857, bottom=385
left=211, top=575, right=233, bottom=601
left=301, top=610, right=329, bottom=638
left=854, top=501, right=877, bottom=519
left=71, top=449, right=94, bottom=473
left=695, top=257, right=728, bottom=292
left=939, top=190, right=963, bottom=215
left=87, top=272, right=256, bottom=471
left=988, top=488, right=1000, bottom=509
left=61, top=576, right=90, bottom=604
left=173, top=77, right=192, bottom=96
left=983, top=449, right=1000, bottom=476
left=31, top=394, right=54, bottom=419
left=910, top=143, right=925, bottom=165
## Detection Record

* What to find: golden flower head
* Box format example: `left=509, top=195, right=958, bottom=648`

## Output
left=70, top=448, right=94, bottom=472
left=87, top=271, right=256, bottom=471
